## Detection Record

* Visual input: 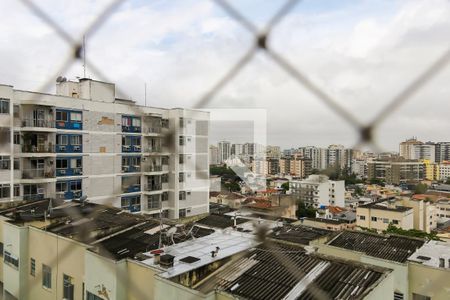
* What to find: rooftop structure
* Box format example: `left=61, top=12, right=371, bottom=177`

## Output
left=328, top=231, right=424, bottom=263
left=408, top=240, right=450, bottom=269
left=269, top=224, right=334, bottom=245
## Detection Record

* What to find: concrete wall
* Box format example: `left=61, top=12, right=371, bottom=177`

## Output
left=154, top=276, right=215, bottom=300
left=408, top=262, right=450, bottom=300
left=126, top=261, right=158, bottom=300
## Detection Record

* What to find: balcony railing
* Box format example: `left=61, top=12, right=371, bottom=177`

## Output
left=146, top=127, right=161, bottom=134
left=146, top=147, right=161, bottom=153
left=22, top=169, right=54, bottom=179
left=56, top=167, right=83, bottom=177
left=22, top=119, right=54, bottom=128
left=146, top=183, right=162, bottom=191
left=146, top=165, right=162, bottom=172
left=122, top=184, right=141, bottom=194
left=23, top=194, right=45, bottom=201
left=22, top=144, right=54, bottom=153
left=122, top=165, right=141, bottom=173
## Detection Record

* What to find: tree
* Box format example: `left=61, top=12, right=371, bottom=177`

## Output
left=224, top=182, right=241, bottom=192
left=296, top=201, right=317, bottom=218
left=384, top=224, right=440, bottom=241
left=445, top=178, right=450, bottom=184
left=354, top=186, right=364, bottom=196
left=281, top=182, right=289, bottom=192
left=414, top=183, right=428, bottom=194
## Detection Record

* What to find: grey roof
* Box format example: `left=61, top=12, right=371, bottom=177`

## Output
left=328, top=231, right=424, bottom=263
left=359, top=202, right=411, bottom=212
left=197, top=242, right=388, bottom=300
left=196, top=214, right=248, bottom=229
left=269, top=225, right=334, bottom=245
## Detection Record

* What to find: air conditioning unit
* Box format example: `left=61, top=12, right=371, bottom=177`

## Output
left=123, top=145, right=131, bottom=150
left=37, top=188, right=45, bottom=194
left=122, top=166, right=130, bottom=172
left=60, top=146, right=66, bottom=151
left=73, top=146, right=80, bottom=151
left=59, top=170, right=66, bottom=175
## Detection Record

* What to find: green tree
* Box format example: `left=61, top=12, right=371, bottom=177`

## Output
left=224, top=182, right=241, bottom=192
left=281, top=182, right=289, bottom=192
left=296, top=201, right=317, bottom=218
left=414, top=183, right=428, bottom=194
left=445, top=178, right=450, bottom=184
left=383, top=224, right=440, bottom=241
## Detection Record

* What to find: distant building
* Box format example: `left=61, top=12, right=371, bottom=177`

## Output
left=265, top=145, right=281, bottom=159
left=367, top=158, right=424, bottom=184
left=356, top=201, right=414, bottom=231
left=411, top=142, right=436, bottom=162
left=290, top=175, right=345, bottom=208
left=209, top=145, right=220, bottom=165
left=439, top=161, right=450, bottom=181
left=218, top=141, right=231, bottom=163
left=326, top=144, right=345, bottom=169
left=231, top=143, right=244, bottom=156
left=435, top=142, right=450, bottom=163
left=399, top=137, right=422, bottom=159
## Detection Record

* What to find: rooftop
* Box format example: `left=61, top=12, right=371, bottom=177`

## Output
left=142, top=230, right=259, bottom=278
left=269, top=225, right=334, bottom=245
left=196, top=242, right=389, bottom=300
left=196, top=213, right=249, bottom=229
left=1, top=199, right=149, bottom=243
left=408, top=240, right=450, bottom=268
left=359, top=202, right=412, bottom=213
left=328, top=231, right=425, bottom=263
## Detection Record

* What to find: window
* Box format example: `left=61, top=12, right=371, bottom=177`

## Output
left=13, top=184, right=19, bottom=197
left=179, top=154, right=184, bottom=164
left=87, top=291, right=103, bottom=300
left=14, top=132, right=20, bottom=145
left=162, top=156, right=169, bottom=165
left=56, top=111, right=68, bottom=121
left=439, top=258, right=445, bottom=268
left=70, top=112, right=82, bottom=122
left=179, top=172, right=184, bottom=183
left=392, top=219, right=400, bottom=225
left=371, top=216, right=378, bottom=222
left=179, top=208, right=186, bottom=218
left=4, top=251, right=19, bottom=269
left=63, top=274, right=74, bottom=300
left=0, top=156, right=10, bottom=169
left=359, top=215, right=365, bottom=220
left=0, top=242, right=3, bottom=256
left=179, top=117, right=184, bottom=128
left=148, top=195, right=160, bottom=209
left=412, top=294, right=431, bottom=300
left=383, top=218, right=389, bottom=224
left=179, top=136, right=185, bottom=146
left=71, top=181, right=82, bottom=192
left=161, top=173, right=168, bottom=183
left=132, top=118, right=141, bottom=127
left=179, top=191, right=186, bottom=200
left=13, top=158, right=19, bottom=170
left=70, top=135, right=82, bottom=145
left=42, top=264, right=52, bottom=289
left=122, top=116, right=131, bottom=126
left=0, top=184, right=10, bottom=199
left=57, top=135, right=68, bottom=145
left=56, top=182, right=68, bottom=193
left=162, top=192, right=169, bottom=201
left=70, top=158, right=82, bottom=169
left=0, top=98, right=10, bottom=114
left=30, top=258, right=36, bottom=276
left=56, top=159, right=69, bottom=169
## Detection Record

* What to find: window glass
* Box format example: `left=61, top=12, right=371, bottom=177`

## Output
left=57, top=135, right=68, bottom=145
left=0, top=99, right=10, bottom=114
left=42, top=264, right=52, bottom=289
left=56, top=182, right=67, bottom=192
left=70, top=135, right=81, bottom=145
left=56, top=111, right=68, bottom=121
left=132, top=118, right=141, bottom=127
left=70, top=112, right=82, bottom=121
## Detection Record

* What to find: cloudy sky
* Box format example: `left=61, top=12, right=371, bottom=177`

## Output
left=1, top=0, right=449, bottom=151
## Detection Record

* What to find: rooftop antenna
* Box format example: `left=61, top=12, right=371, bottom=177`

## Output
left=83, top=35, right=87, bottom=78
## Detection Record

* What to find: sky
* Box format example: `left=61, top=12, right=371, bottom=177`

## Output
left=1, top=0, right=449, bottom=151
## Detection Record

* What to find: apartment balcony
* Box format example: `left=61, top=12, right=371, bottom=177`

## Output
left=122, top=184, right=141, bottom=194
left=56, top=167, right=83, bottom=177
left=146, top=183, right=162, bottom=192
left=122, top=145, right=141, bottom=153
left=122, top=165, right=141, bottom=173
left=144, top=127, right=162, bottom=135
left=22, top=144, right=54, bottom=154
left=22, top=119, right=55, bottom=130
left=56, top=144, right=82, bottom=153
left=144, top=165, right=163, bottom=173
left=122, top=125, right=141, bottom=133
left=22, top=169, right=54, bottom=179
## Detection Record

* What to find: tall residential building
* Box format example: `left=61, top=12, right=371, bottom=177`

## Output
left=367, top=159, right=424, bottom=184
left=435, top=142, right=450, bottom=163
left=303, top=146, right=326, bottom=170
left=218, top=141, right=231, bottom=163
left=411, top=142, right=436, bottom=163
left=422, top=159, right=440, bottom=181
left=265, top=145, right=281, bottom=159
left=326, top=144, right=345, bottom=169
left=399, top=137, right=422, bottom=159
left=439, top=161, right=450, bottom=181
left=0, top=79, right=209, bottom=219
left=290, top=175, right=345, bottom=208
left=252, top=158, right=279, bottom=176
left=231, top=143, right=244, bottom=156
left=209, top=145, right=220, bottom=165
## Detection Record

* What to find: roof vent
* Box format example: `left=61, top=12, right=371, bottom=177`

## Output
left=160, top=254, right=175, bottom=268
left=180, top=256, right=200, bottom=264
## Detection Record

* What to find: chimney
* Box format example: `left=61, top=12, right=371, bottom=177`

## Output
left=159, top=254, right=175, bottom=268
left=211, top=246, right=220, bottom=258
left=150, top=249, right=164, bottom=265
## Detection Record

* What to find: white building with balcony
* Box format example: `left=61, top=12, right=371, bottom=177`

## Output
left=289, top=174, right=345, bottom=208
left=0, top=78, right=209, bottom=219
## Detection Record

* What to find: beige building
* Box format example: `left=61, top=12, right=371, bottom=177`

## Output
left=356, top=201, right=414, bottom=231
left=395, top=197, right=437, bottom=233
left=317, top=230, right=450, bottom=300
left=399, top=137, right=423, bottom=159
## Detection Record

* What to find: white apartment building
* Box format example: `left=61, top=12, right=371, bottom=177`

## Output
left=411, top=143, right=436, bottom=163
left=290, top=175, right=345, bottom=208
left=351, top=159, right=368, bottom=178
left=326, top=144, right=345, bottom=169
left=439, top=161, right=450, bottom=181
left=218, top=141, right=231, bottom=164
left=231, top=143, right=244, bottom=156
left=0, top=79, right=209, bottom=219
left=209, top=145, right=219, bottom=165
left=303, top=146, right=326, bottom=170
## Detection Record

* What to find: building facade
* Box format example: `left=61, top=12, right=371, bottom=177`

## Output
left=0, top=79, right=209, bottom=219
left=290, top=175, right=345, bottom=208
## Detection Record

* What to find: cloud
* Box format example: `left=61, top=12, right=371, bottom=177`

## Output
left=0, top=0, right=449, bottom=151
